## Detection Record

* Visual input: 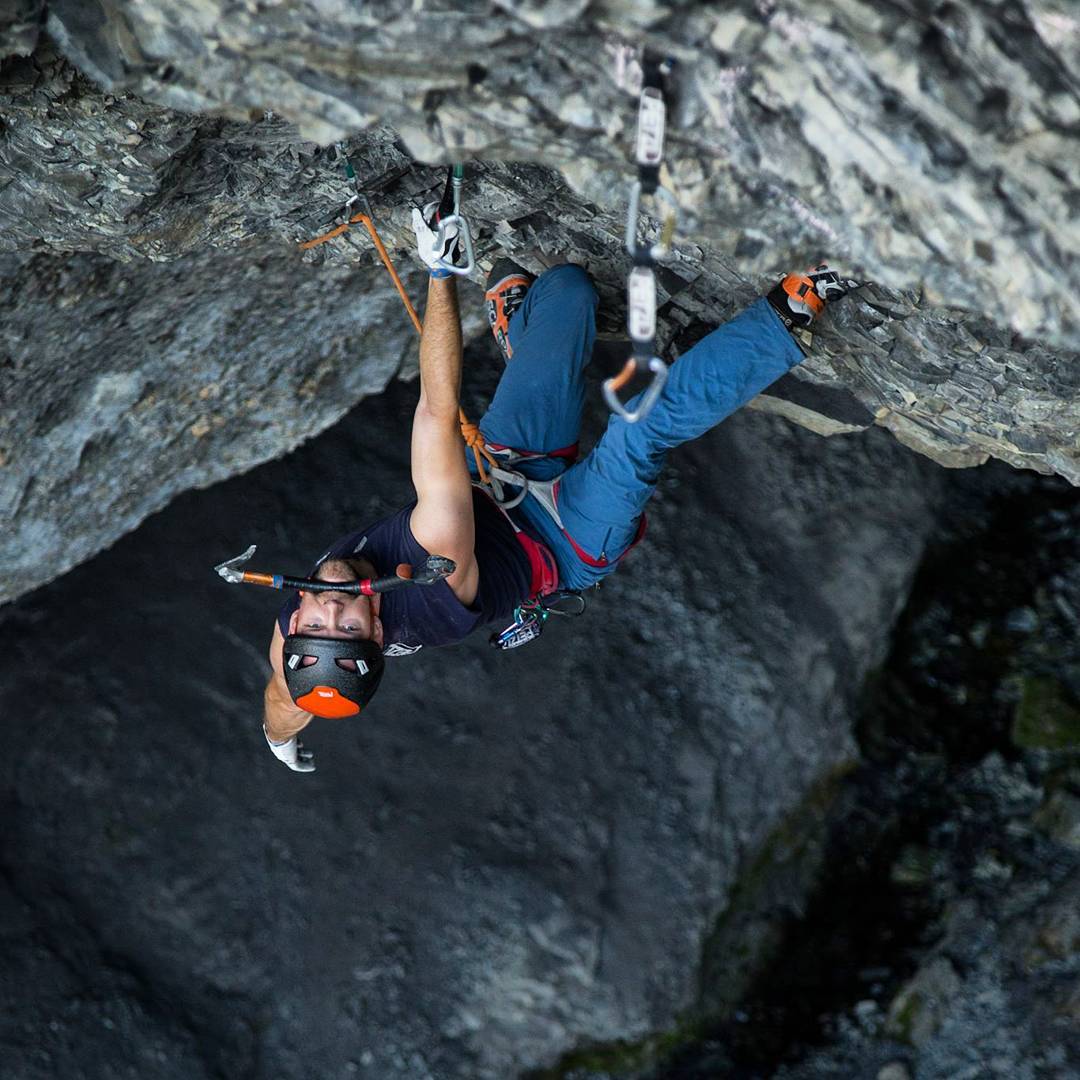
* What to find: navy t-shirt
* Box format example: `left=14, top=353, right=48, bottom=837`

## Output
left=277, top=489, right=532, bottom=656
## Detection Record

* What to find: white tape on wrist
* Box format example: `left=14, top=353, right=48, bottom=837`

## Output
left=263, top=727, right=297, bottom=764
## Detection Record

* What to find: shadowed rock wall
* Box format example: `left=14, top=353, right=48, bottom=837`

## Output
left=0, top=242, right=429, bottom=603
left=0, top=367, right=946, bottom=1079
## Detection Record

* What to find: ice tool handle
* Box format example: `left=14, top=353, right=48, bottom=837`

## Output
left=213, top=546, right=456, bottom=595
left=604, top=53, right=676, bottom=425
left=431, top=164, right=475, bottom=277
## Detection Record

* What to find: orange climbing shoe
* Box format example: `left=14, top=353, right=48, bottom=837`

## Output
left=485, top=257, right=535, bottom=361
left=766, top=264, right=861, bottom=329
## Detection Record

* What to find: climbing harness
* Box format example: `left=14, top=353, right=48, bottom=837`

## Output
left=474, top=477, right=590, bottom=649
left=214, top=545, right=456, bottom=595
left=604, top=53, right=677, bottom=425
left=300, top=157, right=526, bottom=505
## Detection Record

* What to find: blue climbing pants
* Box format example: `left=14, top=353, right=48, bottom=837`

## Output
left=475, top=264, right=804, bottom=591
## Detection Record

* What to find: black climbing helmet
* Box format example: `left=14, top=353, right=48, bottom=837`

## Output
left=282, top=634, right=385, bottom=718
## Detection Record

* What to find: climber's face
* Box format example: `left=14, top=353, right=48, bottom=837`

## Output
left=288, top=558, right=384, bottom=650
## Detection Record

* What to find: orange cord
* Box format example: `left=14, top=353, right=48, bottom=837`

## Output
left=302, top=210, right=498, bottom=483
left=606, top=358, right=637, bottom=393
left=299, top=222, right=351, bottom=249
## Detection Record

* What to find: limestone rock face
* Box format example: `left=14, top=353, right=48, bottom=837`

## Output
left=0, top=243, right=428, bottom=604
left=38, top=0, right=1080, bottom=364
left=2, top=6, right=1076, bottom=1075
left=2, top=10, right=1080, bottom=600
left=2, top=8, right=1079, bottom=600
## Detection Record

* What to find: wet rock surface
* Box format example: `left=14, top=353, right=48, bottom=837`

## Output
left=0, top=354, right=945, bottom=1080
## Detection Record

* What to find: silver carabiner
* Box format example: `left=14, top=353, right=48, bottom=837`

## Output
left=430, top=164, right=475, bottom=276
left=624, top=180, right=679, bottom=260
left=431, top=212, right=476, bottom=276
left=488, top=466, right=529, bottom=509
left=603, top=355, right=668, bottom=424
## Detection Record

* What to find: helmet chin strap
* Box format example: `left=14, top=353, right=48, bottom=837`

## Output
left=213, top=546, right=455, bottom=595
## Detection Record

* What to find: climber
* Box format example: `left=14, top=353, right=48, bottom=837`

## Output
left=260, top=204, right=859, bottom=771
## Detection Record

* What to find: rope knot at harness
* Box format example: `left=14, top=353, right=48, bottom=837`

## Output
left=458, top=419, right=527, bottom=508
left=459, top=417, right=484, bottom=449
left=458, top=417, right=494, bottom=484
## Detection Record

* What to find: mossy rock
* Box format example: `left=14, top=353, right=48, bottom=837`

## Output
left=1012, top=677, right=1080, bottom=751
left=526, top=1022, right=702, bottom=1079
left=885, top=957, right=961, bottom=1047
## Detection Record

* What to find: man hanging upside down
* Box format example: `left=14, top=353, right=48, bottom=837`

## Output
left=261, top=206, right=858, bottom=771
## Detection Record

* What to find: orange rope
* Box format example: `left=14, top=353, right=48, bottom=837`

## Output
left=299, top=222, right=351, bottom=249
left=607, top=358, right=637, bottom=393
left=302, top=210, right=498, bottom=483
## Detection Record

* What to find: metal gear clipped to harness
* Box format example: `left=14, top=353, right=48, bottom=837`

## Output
left=490, top=591, right=588, bottom=651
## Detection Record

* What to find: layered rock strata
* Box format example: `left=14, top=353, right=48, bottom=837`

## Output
left=2, top=33, right=1080, bottom=600
left=1, top=3, right=1079, bottom=600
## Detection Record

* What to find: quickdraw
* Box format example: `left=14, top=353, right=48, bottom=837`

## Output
left=604, top=53, right=677, bottom=425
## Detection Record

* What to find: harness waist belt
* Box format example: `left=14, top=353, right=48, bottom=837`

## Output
left=474, top=483, right=559, bottom=597
left=516, top=531, right=559, bottom=597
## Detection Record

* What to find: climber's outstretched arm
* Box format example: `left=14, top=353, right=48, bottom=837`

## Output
left=409, top=276, right=479, bottom=606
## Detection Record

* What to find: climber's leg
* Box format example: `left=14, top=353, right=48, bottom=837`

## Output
left=554, top=298, right=803, bottom=576
left=477, top=264, right=598, bottom=480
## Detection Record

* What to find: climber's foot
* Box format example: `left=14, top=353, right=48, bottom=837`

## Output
left=766, top=263, right=862, bottom=329
left=485, top=257, right=535, bottom=361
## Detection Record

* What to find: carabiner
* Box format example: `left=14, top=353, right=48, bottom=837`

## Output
left=541, top=591, right=587, bottom=617
left=624, top=181, right=679, bottom=260
left=603, top=354, right=668, bottom=424
left=344, top=191, right=372, bottom=221
left=488, top=465, right=529, bottom=509
left=430, top=164, right=475, bottom=276
left=431, top=212, right=476, bottom=276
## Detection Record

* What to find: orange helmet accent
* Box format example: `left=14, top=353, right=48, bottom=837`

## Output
left=296, top=686, right=362, bottom=719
